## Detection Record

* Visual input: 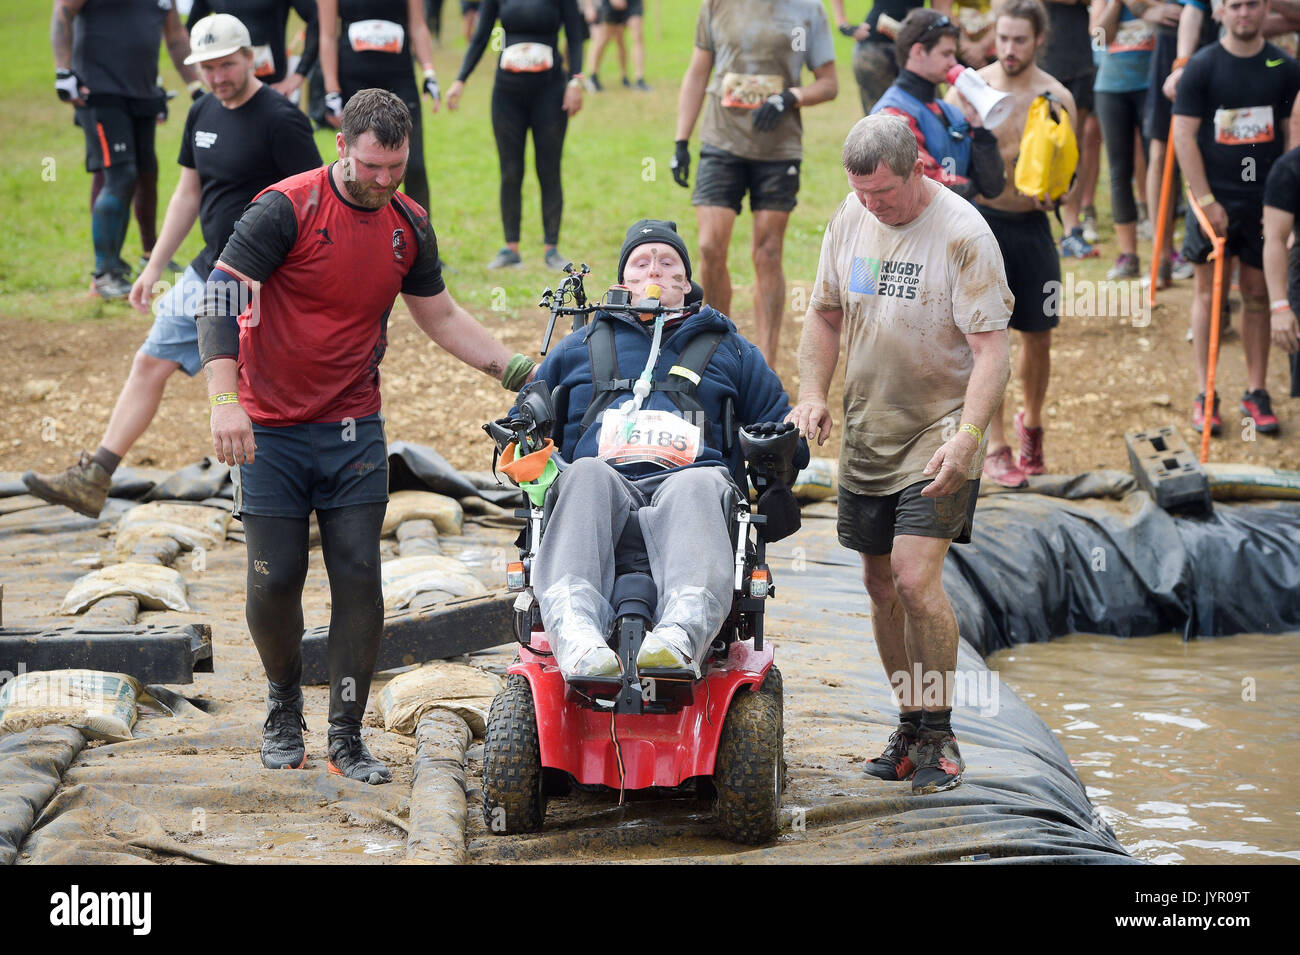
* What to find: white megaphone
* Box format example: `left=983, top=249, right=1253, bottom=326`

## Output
left=946, top=64, right=1014, bottom=130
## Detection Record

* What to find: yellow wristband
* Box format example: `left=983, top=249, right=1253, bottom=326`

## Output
left=1197, top=192, right=1217, bottom=208
left=959, top=422, right=984, bottom=444
left=210, top=392, right=239, bottom=407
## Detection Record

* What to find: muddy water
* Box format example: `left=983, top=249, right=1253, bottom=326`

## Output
left=987, top=632, right=1300, bottom=865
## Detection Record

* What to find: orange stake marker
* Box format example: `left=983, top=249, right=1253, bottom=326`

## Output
left=1186, top=188, right=1225, bottom=463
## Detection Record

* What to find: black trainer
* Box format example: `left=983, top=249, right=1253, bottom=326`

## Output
left=862, top=721, right=919, bottom=781
left=911, top=727, right=966, bottom=794
left=328, top=734, right=392, bottom=785
left=261, top=699, right=307, bottom=769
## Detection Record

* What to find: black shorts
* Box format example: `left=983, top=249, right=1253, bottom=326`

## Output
left=234, top=412, right=389, bottom=519
left=977, top=205, right=1060, bottom=332
left=1058, top=68, right=1096, bottom=115
left=1182, top=196, right=1265, bottom=270
left=837, top=480, right=980, bottom=556
left=692, top=145, right=801, bottom=215
left=1143, top=29, right=1178, bottom=142
left=74, top=95, right=160, bottom=174
left=599, top=0, right=643, bottom=24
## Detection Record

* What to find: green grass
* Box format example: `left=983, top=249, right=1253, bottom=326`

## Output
left=0, top=1, right=1125, bottom=326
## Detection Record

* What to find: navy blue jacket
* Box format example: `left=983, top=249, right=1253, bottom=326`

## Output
left=525, top=305, right=808, bottom=489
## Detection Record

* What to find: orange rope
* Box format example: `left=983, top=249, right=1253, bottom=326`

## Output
left=1185, top=187, right=1226, bottom=464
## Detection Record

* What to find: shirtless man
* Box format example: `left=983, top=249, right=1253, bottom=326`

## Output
left=946, top=0, right=1077, bottom=487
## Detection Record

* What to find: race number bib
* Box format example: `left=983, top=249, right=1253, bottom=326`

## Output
left=252, top=44, right=275, bottom=77
left=720, top=72, right=784, bottom=109
left=1214, top=106, right=1275, bottom=145
left=348, top=19, right=405, bottom=54
left=500, top=42, right=554, bottom=73
left=1109, top=20, right=1154, bottom=53
left=597, top=407, right=701, bottom=469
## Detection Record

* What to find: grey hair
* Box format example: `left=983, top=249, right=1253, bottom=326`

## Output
left=841, top=114, right=919, bottom=178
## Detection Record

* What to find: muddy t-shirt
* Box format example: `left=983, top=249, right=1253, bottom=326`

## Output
left=1173, top=42, right=1300, bottom=200
left=695, top=0, right=835, bottom=161
left=810, top=185, right=1013, bottom=496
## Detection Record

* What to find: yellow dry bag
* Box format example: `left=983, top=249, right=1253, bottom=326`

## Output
left=1014, top=92, right=1078, bottom=204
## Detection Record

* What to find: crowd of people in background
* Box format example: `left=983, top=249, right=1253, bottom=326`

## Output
left=49, top=0, right=1300, bottom=463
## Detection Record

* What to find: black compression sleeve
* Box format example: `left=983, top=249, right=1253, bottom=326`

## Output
left=458, top=0, right=501, bottom=81
left=217, top=190, right=298, bottom=283
left=563, top=0, right=584, bottom=79
left=196, top=266, right=247, bottom=366
left=293, top=0, right=319, bottom=76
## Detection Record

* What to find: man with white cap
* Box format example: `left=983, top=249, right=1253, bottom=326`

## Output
left=23, top=13, right=321, bottom=520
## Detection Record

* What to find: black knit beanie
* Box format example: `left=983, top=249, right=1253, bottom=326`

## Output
left=617, top=219, right=692, bottom=283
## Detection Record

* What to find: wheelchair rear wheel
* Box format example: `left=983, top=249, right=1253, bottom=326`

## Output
left=482, top=674, right=546, bottom=834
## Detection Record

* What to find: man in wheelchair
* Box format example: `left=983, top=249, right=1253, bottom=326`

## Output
left=503, top=218, right=809, bottom=683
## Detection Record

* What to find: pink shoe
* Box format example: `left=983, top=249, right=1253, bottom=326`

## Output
left=983, top=446, right=1028, bottom=489
left=1014, top=411, right=1045, bottom=475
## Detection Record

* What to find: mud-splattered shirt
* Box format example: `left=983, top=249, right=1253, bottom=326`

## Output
left=810, top=185, right=1012, bottom=495
left=694, top=0, right=835, bottom=161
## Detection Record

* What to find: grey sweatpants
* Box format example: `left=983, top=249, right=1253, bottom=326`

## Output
left=532, top=457, right=736, bottom=668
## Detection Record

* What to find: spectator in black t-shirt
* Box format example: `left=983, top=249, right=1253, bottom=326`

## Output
left=832, top=0, right=952, bottom=114
left=1263, top=145, right=1300, bottom=366
left=52, top=0, right=202, bottom=299
left=22, top=14, right=322, bottom=520
left=1172, top=0, right=1300, bottom=437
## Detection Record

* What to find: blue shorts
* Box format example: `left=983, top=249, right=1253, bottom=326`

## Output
left=234, top=413, right=389, bottom=519
left=140, top=264, right=203, bottom=376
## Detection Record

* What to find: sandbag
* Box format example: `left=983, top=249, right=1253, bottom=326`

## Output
left=0, top=670, right=142, bottom=741
left=382, top=490, right=464, bottom=537
left=792, top=457, right=837, bottom=502
left=380, top=555, right=487, bottom=611
left=59, top=562, right=190, bottom=614
left=375, top=662, right=502, bottom=737
left=114, top=501, right=230, bottom=557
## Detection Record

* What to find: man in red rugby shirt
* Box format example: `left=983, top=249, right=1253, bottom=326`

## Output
left=196, top=89, right=536, bottom=784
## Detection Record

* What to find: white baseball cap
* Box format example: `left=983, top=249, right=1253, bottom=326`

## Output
left=184, top=13, right=253, bottom=65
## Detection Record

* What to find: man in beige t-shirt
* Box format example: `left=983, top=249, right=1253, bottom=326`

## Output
left=672, top=0, right=838, bottom=369
left=789, top=114, right=1012, bottom=795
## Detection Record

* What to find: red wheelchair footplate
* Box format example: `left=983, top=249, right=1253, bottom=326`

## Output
left=509, top=635, right=775, bottom=790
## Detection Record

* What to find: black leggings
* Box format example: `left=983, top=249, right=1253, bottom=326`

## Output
left=342, top=80, right=429, bottom=212
left=243, top=502, right=387, bottom=737
left=1095, top=88, right=1149, bottom=226
left=491, top=69, right=568, bottom=246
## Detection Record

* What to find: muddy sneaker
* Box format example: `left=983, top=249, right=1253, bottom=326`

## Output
left=486, top=247, right=523, bottom=269
left=1241, top=389, right=1279, bottom=434
left=261, top=698, right=307, bottom=769
left=544, top=247, right=570, bottom=272
left=1014, top=410, right=1045, bottom=476
left=863, top=722, right=919, bottom=781
left=982, top=445, right=1028, bottom=489
left=22, top=451, right=112, bottom=518
left=584, top=74, right=603, bottom=93
left=621, top=76, right=631, bottom=88
left=91, top=268, right=133, bottom=299
left=328, top=734, right=392, bottom=785
left=912, top=727, right=965, bottom=794
left=637, top=626, right=698, bottom=676
left=634, top=78, right=652, bottom=92
left=1170, top=253, right=1194, bottom=281
left=1107, top=252, right=1140, bottom=280
left=1192, top=392, right=1221, bottom=436
left=1060, top=227, right=1099, bottom=259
